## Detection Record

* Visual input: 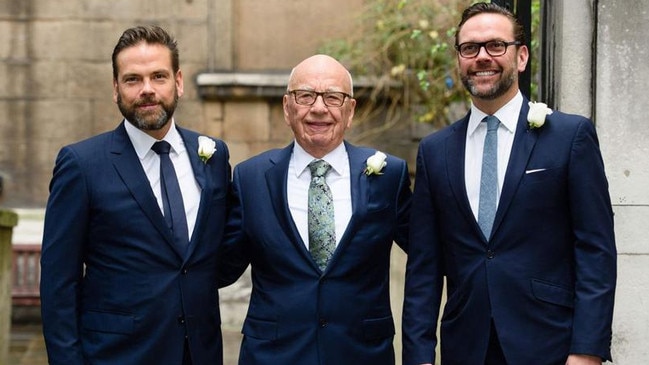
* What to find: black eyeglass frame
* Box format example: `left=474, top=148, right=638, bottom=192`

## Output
left=455, top=40, right=522, bottom=58
left=287, top=89, right=352, bottom=107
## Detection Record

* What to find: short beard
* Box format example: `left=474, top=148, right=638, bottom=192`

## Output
left=117, top=93, right=178, bottom=131
left=461, top=69, right=516, bottom=101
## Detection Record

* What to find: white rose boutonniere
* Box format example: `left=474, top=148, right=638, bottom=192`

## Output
left=197, top=136, right=216, bottom=163
left=527, top=101, right=553, bottom=129
left=364, top=151, right=387, bottom=176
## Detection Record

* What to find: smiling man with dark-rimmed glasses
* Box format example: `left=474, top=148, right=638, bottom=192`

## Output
left=403, top=2, right=616, bottom=365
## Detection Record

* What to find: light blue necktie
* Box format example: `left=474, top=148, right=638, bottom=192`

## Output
left=478, top=116, right=500, bottom=240
left=308, top=159, right=335, bottom=271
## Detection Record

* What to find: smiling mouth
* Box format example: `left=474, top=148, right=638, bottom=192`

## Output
left=307, top=121, right=332, bottom=131
left=474, top=70, right=498, bottom=77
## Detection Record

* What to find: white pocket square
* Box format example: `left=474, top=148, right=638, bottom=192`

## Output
left=525, top=168, right=547, bottom=174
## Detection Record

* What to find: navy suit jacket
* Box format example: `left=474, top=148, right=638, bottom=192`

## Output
left=40, top=122, right=235, bottom=365
left=403, top=99, right=617, bottom=365
left=225, top=141, right=411, bottom=365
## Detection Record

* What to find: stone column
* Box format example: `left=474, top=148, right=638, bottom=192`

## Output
left=0, top=209, right=19, bottom=364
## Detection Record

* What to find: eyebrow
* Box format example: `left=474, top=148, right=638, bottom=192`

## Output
left=120, top=69, right=171, bottom=79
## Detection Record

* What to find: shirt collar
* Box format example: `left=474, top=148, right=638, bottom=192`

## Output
left=467, top=91, right=523, bottom=137
left=292, top=141, right=348, bottom=178
left=124, top=119, right=185, bottom=159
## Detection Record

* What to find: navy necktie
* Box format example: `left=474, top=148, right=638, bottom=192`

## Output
left=152, top=141, right=189, bottom=247
left=308, top=159, right=335, bottom=271
left=478, top=116, right=500, bottom=240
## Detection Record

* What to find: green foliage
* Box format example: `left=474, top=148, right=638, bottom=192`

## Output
left=319, top=0, right=469, bottom=128
left=319, top=0, right=541, bottom=129
left=529, top=0, right=541, bottom=100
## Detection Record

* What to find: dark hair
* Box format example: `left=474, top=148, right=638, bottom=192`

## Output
left=111, top=25, right=179, bottom=80
left=455, top=2, right=525, bottom=46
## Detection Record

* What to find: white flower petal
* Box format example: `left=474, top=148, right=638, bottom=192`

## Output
left=197, top=136, right=216, bottom=162
left=527, top=102, right=552, bottom=129
left=365, top=151, right=387, bottom=175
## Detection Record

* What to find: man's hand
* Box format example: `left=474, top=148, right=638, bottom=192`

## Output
left=566, top=354, right=602, bottom=365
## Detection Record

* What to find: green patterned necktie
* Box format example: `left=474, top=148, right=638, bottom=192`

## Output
left=308, top=159, right=335, bottom=271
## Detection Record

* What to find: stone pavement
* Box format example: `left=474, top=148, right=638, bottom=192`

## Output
left=9, top=323, right=47, bottom=365
left=9, top=320, right=244, bottom=365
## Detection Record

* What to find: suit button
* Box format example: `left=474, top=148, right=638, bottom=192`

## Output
left=487, top=250, right=495, bottom=259
left=178, top=316, right=185, bottom=325
left=319, top=319, right=327, bottom=328
left=182, top=268, right=188, bottom=275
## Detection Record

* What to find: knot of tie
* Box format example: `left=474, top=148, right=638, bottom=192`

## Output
left=151, top=140, right=172, bottom=155
left=484, top=115, right=500, bottom=132
left=309, top=159, right=332, bottom=179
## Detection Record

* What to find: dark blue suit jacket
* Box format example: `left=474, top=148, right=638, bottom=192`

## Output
left=225, top=141, right=411, bottom=365
left=403, top=100, right=617, bottom=365
left=40, top=122, right=235, bottom=365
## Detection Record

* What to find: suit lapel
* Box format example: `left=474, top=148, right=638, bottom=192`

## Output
left=446, top=117, right=480, bottom=234
left=182, top=130, right=207, bottom=190
left=346, top=143, right=370, bottom=219
left=109, top=123, right=185, bottom=259
left=325, top=143, right=368, bottom=272
left=492, top=101, right=537, bottom=237
left=179, top=129, right=209, bottom=261
left=265, top=144, right=314, bottom=263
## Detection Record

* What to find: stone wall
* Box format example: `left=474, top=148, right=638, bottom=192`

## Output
left=0, top=210, right=18, bottom=364
left=547, top=1, right=649, bottom=363
left=594, top=2, right=649, bottom=363
left=0, top=0, right=368, bottom=207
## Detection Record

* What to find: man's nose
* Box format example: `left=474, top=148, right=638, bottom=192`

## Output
left=310, top=94, right=329, bottom=111
left=141, top=78, right=155, bottom=94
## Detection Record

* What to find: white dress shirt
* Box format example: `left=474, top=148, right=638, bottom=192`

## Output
left=465, top=91, right=523, bottom=221
left=124, top=120, right=201, bottom=241
left=287, top=141, right=352, bottom=249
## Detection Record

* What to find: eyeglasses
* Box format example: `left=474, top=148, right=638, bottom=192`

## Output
left=455, top=40, right=521, bottom=58
left=288, top=89, right=351, bottom=107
